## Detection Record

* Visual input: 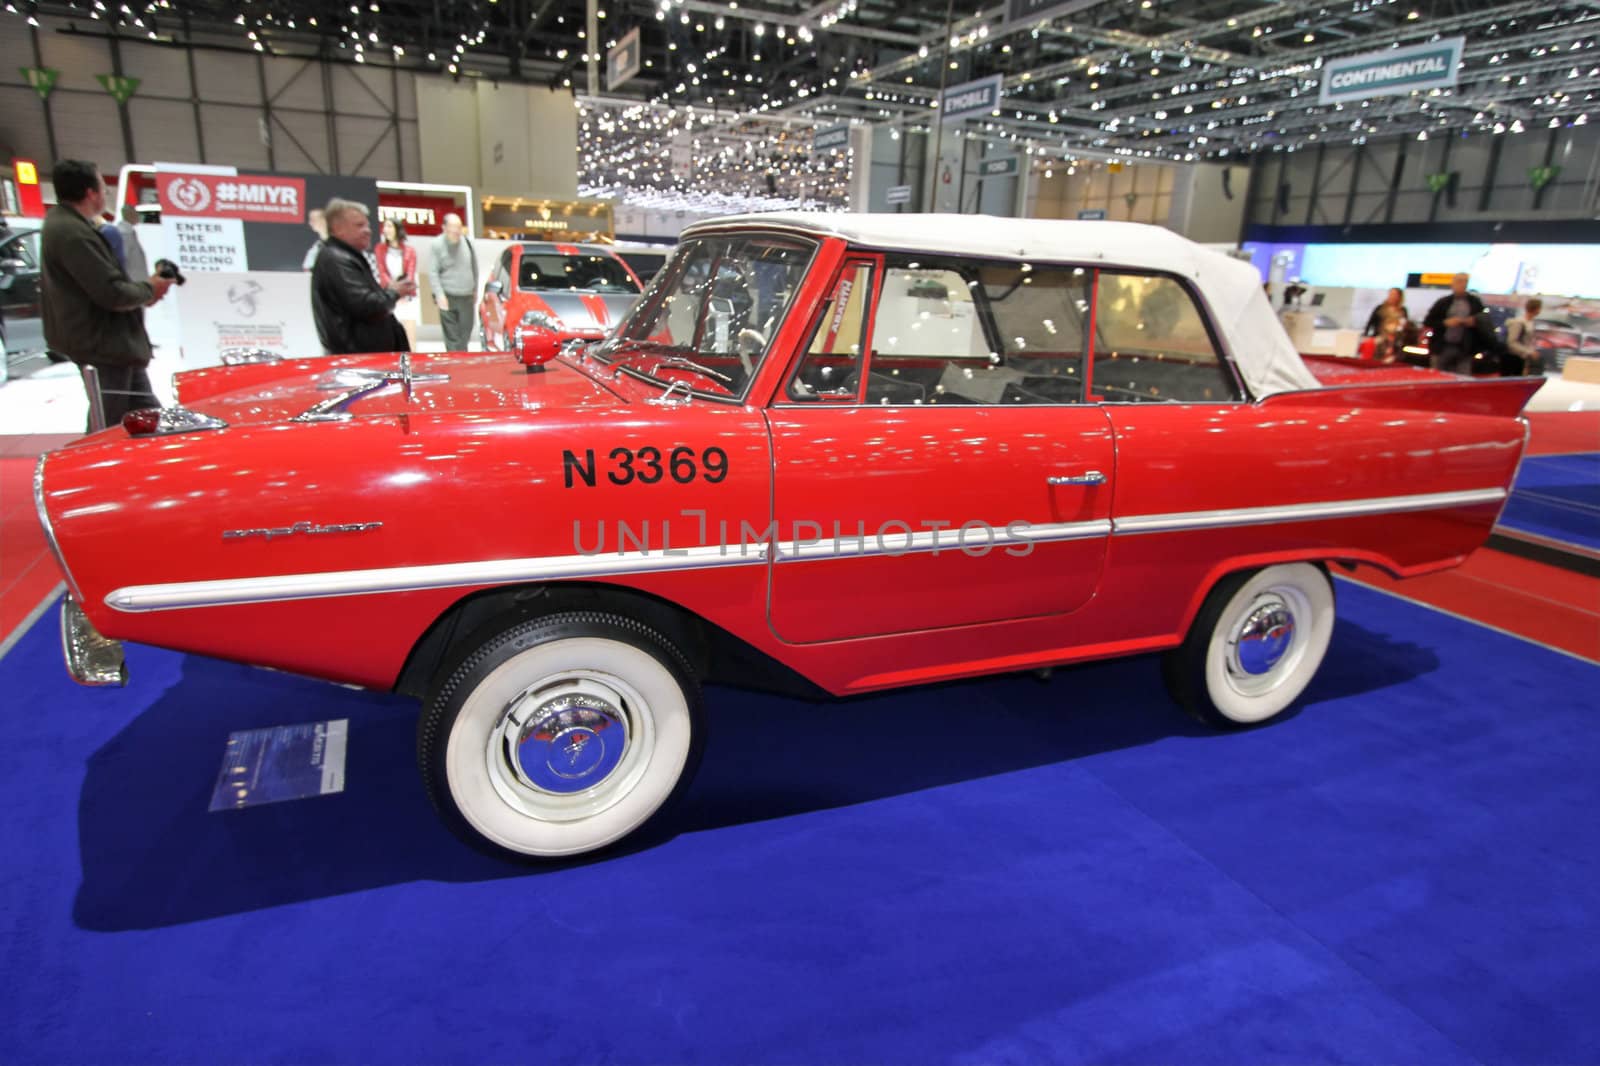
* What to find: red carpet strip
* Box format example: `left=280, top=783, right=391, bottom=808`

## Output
left=1349, top=549, right=1600, bottom=663
left=1526, top=410, right=1600, bottom=456
left=0, top=435, right=77, bottom=646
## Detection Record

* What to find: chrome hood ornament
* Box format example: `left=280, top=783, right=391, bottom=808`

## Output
left=294, top=353, right=450, bottom=422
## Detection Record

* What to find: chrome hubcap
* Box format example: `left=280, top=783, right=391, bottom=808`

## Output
left=1224, top=587, right=1307, bottom=697
left=499, top=678, right=631, bottom=797
left=1234, top=597, right=1296, bottom=676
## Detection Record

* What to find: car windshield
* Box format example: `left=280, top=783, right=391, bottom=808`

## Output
left=518, top=252, right=639, bottom=293
left=589, top=234, right=815, bottom=399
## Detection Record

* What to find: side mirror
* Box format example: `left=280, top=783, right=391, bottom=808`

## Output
left=515, top=326, right=562, bottom=370
left=0, top=258, right=27, bottom=275
left=484, top=279, right=504, bottom=296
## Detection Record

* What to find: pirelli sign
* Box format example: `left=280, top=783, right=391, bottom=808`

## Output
left=1319, top=37, right=1464, bottom=105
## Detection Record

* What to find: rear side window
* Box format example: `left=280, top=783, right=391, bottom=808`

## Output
left=1091, top=273, right=1238, bottom=402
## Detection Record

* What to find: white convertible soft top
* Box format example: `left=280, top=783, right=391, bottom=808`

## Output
left=684, top=212, right=1321, bottom=398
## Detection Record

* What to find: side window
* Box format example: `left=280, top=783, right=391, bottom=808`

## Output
left=788, top=262, right=873, bottom=401
left=1092, top=273, right=1239, bottom=402
left=862, top=257, right=1091, bottom=405
left=2, top=233, right=38, bottom=270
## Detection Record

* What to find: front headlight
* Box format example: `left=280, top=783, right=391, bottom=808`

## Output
left=520, top=310, right=563, bottom=332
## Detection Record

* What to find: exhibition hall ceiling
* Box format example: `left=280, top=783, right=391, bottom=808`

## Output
left=13, top=0, right=1599, bottom=202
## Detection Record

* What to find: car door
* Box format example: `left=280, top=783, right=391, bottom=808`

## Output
left=766, top=253, right=1115, bottom=645
left=480, top=248, right=513, bottom=347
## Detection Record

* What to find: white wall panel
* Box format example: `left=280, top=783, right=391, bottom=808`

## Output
left=271, top=110, right=332, bottom=174
left=0, top=26, right=34, bottom=77
left=336, top=115, right=397, bottom=177
left=395, top=72, right=418, bottom=120
left=129, top=98, right=200, bottom=167
left=1391, top=190, right=1432, bottom=222
left=36, top=33, right=105, bottom=92
left=120, top=42, right=190, bottom=99
left=333, top=66, right=393, bottom=117
left=201, top=104, right=270, bottom=169
left=0, top=89, right=53, bottom=163
left=264, top=57, right=327, bottom=114
left=416, top=77, right=479, bottom=187
left=49, top=91, right=124, bottom=169
left=193, top=50, right=259, bottom=106
left=399, top=122, right=421, bottom=181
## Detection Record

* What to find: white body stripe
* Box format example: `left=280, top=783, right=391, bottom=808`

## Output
left=104, top=488, right=1506, bottom=613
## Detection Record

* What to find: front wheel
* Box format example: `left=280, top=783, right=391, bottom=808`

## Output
left=1163, top=563, right=1335, bottom=729
left=418, top=611, right=703, bottom=860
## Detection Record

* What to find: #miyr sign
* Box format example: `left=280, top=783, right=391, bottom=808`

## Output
left=1318, top=37, right=1465, bottom=105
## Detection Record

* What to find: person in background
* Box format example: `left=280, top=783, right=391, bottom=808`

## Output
left=1503, top=297, right=1543, bottom=376
left=302, top=207, right=328, bottom=271
left=427, top=212, right=478, bottom=351
left=1363, top=287, right=1410, bottom=363
left=310, top=198, right=415, bottom=355
left=1423, top=272, right=1487, bottom=374
left=98, top=214, right=125, bottom=270
left=374, top=218, right=417, bottom=291
left=115, top=205, right=149, bottom=283
left=375, top=218, right=420, bottom=349
left=39, top=159, right=173, bottom=429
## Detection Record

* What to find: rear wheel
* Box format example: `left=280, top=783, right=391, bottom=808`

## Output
left=1163, top=563, right=1335, bottom=729
left=418, top=611, right=703, bottom=860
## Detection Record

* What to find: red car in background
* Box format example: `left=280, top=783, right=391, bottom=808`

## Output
left=479, top=242, right=642, bottom=365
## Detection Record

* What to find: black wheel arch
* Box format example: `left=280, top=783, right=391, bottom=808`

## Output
left=393, top=581, right=827, bottom=702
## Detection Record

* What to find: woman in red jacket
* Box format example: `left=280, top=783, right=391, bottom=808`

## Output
left=375, top=219, right=420, bottom=347
left=375, top=219, right=417, bottom=289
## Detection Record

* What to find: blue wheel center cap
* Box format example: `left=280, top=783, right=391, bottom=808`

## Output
left=510, top=696, right=627, bottom=794
left=547, top=726, right=605, bottom=779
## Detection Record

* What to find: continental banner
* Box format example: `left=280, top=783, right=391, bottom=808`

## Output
left=1318, top=37, right=1464, bottom=105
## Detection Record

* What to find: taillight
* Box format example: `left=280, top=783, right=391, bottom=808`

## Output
left=122, top=406, right=229, bottom=437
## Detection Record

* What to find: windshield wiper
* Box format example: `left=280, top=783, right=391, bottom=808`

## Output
left=653, top=355, right=733, bottom=384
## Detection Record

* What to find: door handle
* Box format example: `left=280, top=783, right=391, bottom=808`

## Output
left=1047, top=471, right=1107, bottom=486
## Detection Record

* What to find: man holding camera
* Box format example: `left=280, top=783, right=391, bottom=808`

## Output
left=40, top=159, right=173, bottom=430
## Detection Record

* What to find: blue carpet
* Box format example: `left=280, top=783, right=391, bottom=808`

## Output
left=1, top=581, right=1597, bottom=1064
left=1497, top=452, right=1600, bottom=550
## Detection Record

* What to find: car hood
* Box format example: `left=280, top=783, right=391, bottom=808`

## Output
left=173, top=351, right=627, bottom=425
left=517, top=290, right=636, bottom=333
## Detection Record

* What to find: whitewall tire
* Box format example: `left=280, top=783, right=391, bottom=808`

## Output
left=418, top=612, right=703, bottom=860
left=1163, top=563, right=1335, bottom=729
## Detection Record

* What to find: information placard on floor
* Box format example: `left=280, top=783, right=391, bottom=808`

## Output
left=208, top=719, right=348, bottom=811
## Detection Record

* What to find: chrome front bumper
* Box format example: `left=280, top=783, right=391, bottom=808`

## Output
left=61, top=600, right=127, bottom=687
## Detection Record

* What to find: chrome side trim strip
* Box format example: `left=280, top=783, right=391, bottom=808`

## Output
left=106, top=489, right=1507, bottom=613
left=33, top=455, right=85, bottom=603
left=1113, top=488, right=1507, bottom=536
left=772, top=519, right=1111, bottom=561
left=107, top=543, right=771, bottom=613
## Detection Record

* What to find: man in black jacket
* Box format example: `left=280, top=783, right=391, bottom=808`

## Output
left=311, top=198, right=415, bottom=355
left=40, top=159, right=174, bottom=429
left=1423, top=272, right=1488, bottom=374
